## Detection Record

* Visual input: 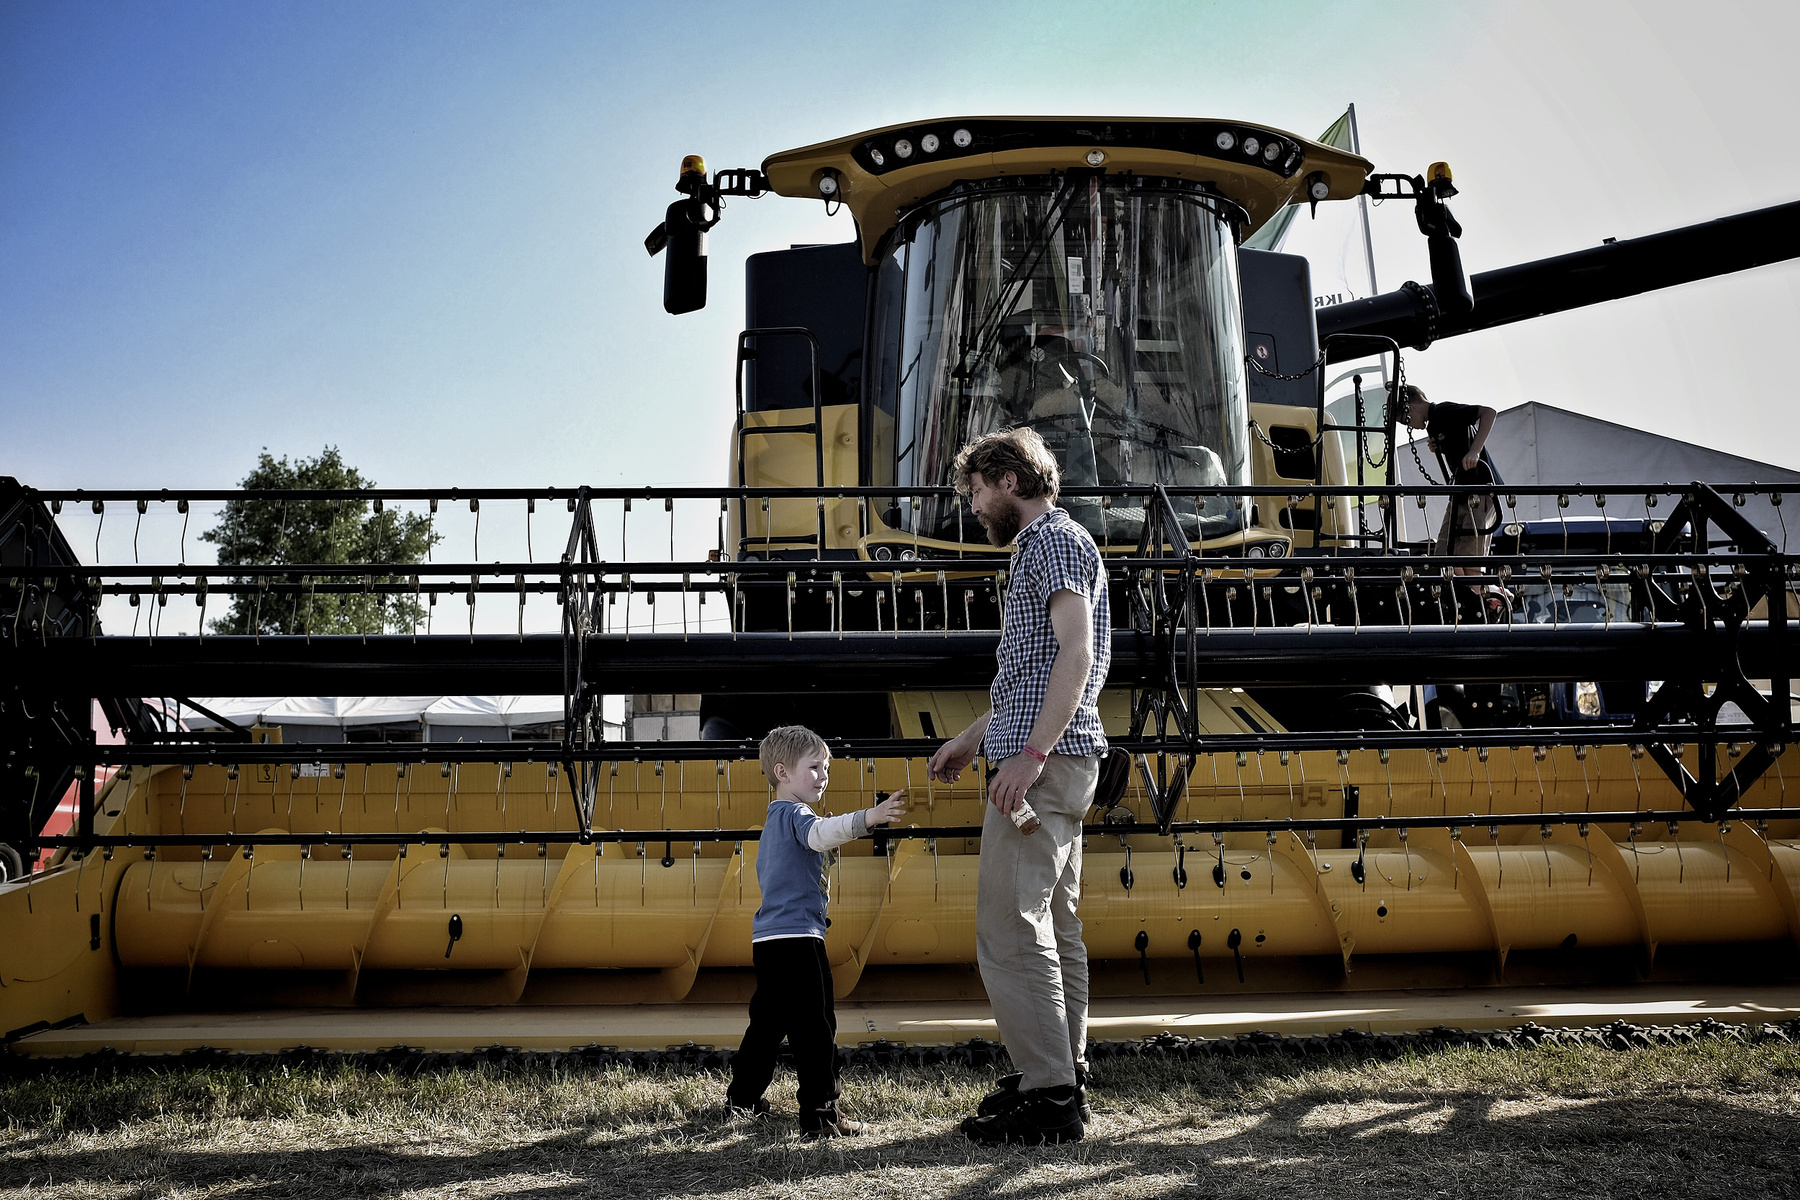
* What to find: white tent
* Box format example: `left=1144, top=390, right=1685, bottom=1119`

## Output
left=184, top=696, right=446, bottom=730
left=178, top=697, right=283, bottom=729
left=182, top=695, right=621, bottom=741
left=270, top=697, right=443, bottom=727
left=421, top=696, right=572, bottom=742
left=1396, top=402, right=1800, bottom=550
left=421, top=696, right=565, bottom=728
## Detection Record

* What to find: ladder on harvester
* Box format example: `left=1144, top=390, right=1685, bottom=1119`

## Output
left=734, top=326, right=827, bottom=557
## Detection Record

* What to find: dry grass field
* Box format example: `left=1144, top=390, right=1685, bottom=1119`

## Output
left=3, top=1035, right=1798, bottom=1199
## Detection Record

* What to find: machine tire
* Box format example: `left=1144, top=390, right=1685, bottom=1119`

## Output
left=0, top=843, right=25, bottom=883
left=1428, top=701, right=1465, bottom=730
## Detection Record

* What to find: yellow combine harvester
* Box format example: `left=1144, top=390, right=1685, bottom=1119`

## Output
left=4, top=114, right=1799, bottom=1057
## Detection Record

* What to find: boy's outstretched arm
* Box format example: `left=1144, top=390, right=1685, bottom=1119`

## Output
left=802, top=791, right=909, bottom=852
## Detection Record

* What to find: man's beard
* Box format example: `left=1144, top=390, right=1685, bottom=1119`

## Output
left=978, top=496, right=1024, bottom=547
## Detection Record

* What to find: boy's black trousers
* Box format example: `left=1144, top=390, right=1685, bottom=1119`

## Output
left=728, top=936, right=840, bottom=1111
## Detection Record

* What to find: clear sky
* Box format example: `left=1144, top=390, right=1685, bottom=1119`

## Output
left=3, top=0, right=1797, bottom=609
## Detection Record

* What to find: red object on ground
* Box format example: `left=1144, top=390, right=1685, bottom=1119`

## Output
left=31, top=701, right=128, bottom=872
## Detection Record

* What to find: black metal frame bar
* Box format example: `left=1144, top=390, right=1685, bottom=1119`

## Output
left=37, top=808, right=1800, bottom=854
left=26, top=723, right=1791, bottom=768
left=1124, top=486, right=1202, bottom=829
left=7, top=479, right=1797, bottom=857
left=19, top=552, right=1794, bottom=592
left=19, top=482, right=1797, bottom=503
left=558, top=490, right=604, bottom=836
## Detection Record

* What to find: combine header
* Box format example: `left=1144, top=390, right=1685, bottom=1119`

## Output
left=4, top=114, right=1799, bottom=1057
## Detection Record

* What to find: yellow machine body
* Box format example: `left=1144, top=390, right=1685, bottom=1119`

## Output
left=5, top=735, right=1797, bottom=1046
left=734, top=400, right=1346, bottom=559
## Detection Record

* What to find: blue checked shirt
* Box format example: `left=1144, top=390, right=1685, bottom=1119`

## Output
left=985, top=506, right=1111, bottom=761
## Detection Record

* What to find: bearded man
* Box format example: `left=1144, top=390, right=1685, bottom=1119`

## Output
left=926, top=426, right=1111, bottom=1146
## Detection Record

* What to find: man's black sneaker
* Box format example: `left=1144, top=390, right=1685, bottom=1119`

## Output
left=976, top=1071, right=1091, bottom=1122
left=724, top=1095, right=770, bottom=1119
left=962, top=1085, right=1084, bottom=1146
left=975, top=1072, right=1026, bottom=1118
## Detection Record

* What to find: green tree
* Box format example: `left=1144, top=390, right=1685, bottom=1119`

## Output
left=201, top=447, right=437, bottom=636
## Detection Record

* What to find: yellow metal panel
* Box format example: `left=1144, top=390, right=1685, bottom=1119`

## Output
left=14, top=985, right=1800, bottom=1057
left=760, top=117, right=1374, bottom=262
left=732, top=402, right=861, bottom=551
left=104, top=837, right=1794, bottom=979
left=1247, top=401, right=1360, bottom=550
left=6, top=740, right=1798, bottom=1046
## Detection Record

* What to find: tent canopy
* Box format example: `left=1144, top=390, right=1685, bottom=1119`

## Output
left=184, top=696, right=570, bottom=730
left=1396, top=401, right=1799, bottom=550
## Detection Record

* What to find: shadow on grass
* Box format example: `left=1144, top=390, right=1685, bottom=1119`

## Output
left=4, top=1046, right=1799, bottom=1200
left=4, top=1091, right=1798, bottom=1200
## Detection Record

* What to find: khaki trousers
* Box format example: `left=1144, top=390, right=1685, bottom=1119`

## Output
left=975, top=752, right=1100, bottom=1091
left=1437, top=492, right=1496, bottom=556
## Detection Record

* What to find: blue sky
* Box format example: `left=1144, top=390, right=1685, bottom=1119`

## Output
left=3, top=0, right=1797, bottom=551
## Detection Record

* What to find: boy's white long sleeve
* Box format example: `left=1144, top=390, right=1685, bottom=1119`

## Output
left=805, top=808, right=869, bottom=852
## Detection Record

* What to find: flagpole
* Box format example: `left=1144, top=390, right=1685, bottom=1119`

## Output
left=1347, top=102, right=1399, bottom=540
left=1347, top=103, right=1386, bottom=385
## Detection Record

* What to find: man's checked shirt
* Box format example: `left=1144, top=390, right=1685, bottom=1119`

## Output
left=984, top=506, right=1111, bottom=762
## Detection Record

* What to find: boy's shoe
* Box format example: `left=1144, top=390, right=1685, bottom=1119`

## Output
left=977, top=1070, right=1091, bottom=1122
left=724, top=1095, right=770, bottom=1119
left=962, top=1085, right=1084, bottom=1146
left=800, top=1102, right=866, bottom=1138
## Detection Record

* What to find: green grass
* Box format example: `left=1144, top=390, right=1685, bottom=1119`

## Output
left=4, top=1037, right=1798, bottom=1199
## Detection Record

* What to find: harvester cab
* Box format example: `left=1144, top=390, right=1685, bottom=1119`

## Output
left=646, top=121, right=1507, bottom=573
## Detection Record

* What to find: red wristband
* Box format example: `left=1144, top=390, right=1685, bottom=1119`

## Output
left=1022, top=745, right=1048, bottom=764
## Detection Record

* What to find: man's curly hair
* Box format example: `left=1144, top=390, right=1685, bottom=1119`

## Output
left=951, top=427, right=1060, bottom=502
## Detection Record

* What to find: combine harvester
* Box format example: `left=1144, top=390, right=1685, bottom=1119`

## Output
left=4, top=115, right=1799, bottom=1059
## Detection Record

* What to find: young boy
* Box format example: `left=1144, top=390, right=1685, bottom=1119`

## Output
left=725, top=725, right=907, bottom=1137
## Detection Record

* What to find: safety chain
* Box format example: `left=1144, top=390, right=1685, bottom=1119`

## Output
left=1246, top=343, right=1401, bottom=477
left=1245, top=347, right=1328, bottom=382
left=1353, top=382, right=1390, bottom=471
left=1408, top=431, right=1441, bottom=486
left=1247, top=418, right=1327, bottom=452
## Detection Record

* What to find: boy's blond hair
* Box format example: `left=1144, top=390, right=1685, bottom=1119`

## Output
left=759, top=724, right=830, bottom=785
left=952, top=427, right=1060, bottom=502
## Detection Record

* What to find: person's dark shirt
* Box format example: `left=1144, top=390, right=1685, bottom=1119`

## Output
left=1426, top=401, right=1494, bottom=484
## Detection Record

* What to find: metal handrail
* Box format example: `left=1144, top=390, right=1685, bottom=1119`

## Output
left=20, top=482, right=1798, bottom=502
left=733, top=326, right=826, bottom=555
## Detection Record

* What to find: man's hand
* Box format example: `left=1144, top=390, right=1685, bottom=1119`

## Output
left=987, top=752, right=1044, bottom=816
left=867, top=791, right=909, bottom=826
left=929, top=729, right=981, bottom=783
left=1462, top=451, right=1480, bottom=471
